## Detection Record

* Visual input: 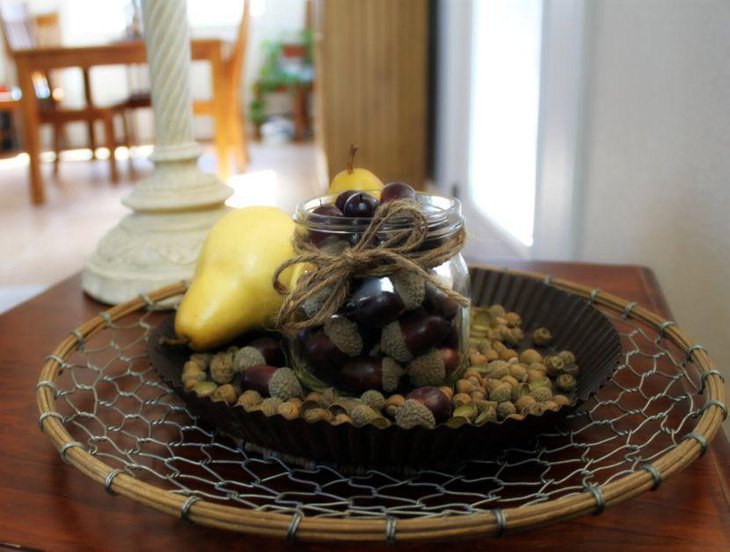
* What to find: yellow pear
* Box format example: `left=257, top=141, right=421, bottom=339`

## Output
left=328, top=145, right=384, bottom=194
left=175, top=206, right=296, bottom=350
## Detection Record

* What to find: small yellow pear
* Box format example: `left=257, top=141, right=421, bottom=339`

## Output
left=175, top=206, right=296, bottom=350
left=328, top=145, right=384, bottom=194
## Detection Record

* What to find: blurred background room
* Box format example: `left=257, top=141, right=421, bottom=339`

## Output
left=0, top=0, right=728, bottom=393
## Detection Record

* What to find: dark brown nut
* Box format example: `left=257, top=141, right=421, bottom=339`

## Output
left=347, top=290, right=405, bottom=328
left=381, top=312, right=450, bottom=362
left=324, top=315, right=364, bottom=357
left=239, top=365, right=278, bottom=397
left=423, top=282, right=459, bottom=319
left=519, top=349, right=543, bottom=365
left=304, top=331, right=349, bottom=379
left=531, top=327, right=553, bottom=346
left=247, top=336, right=285, bottom=367
left=339, top=356, right=403, bottom=394
left=406, top=386, right=452, bottom=423
left=390, top=270, right=426, bottom=310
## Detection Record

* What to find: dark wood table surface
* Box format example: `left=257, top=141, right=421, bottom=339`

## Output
left=1, top=262, right=728, bottom=551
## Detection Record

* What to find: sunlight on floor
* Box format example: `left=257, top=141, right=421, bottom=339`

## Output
left=225, top=170, right=280, bottom=207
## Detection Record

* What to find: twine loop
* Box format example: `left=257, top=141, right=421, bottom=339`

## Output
left=273, top=199, right=468, bottom=336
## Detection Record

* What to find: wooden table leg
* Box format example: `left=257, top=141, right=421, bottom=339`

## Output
left=210, top=48, right=230, bottom=181
left=16, top=59, right=45, bottom=205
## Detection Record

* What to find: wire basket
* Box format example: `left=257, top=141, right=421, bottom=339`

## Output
left=36, top=266, right=727, bottom=543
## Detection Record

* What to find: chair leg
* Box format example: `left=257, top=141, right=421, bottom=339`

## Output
left=231, top=108, right=248, bottom=172
left=120, top=110, right=135, bottom=176
left=52, top=122, right=62, bottom=177
left=103, top=115, right=119, bottom=184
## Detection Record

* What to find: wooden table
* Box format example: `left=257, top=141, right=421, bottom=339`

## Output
left=13, top=38, right=231, bottom=205
left=1, top=262, right=728, bottom=551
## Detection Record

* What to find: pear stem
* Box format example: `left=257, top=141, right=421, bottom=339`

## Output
left=159, top=335, right=190, bottom=347
left=347, top=144, right=358, bottom=174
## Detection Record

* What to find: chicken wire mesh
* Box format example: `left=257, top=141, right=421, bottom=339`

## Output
left=40, top=293, right=722, bottom=522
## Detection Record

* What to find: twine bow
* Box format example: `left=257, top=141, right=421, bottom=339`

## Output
left=273, top=199, right=468, bottom=336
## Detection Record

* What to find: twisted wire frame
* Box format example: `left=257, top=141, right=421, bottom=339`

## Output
left=36, top=268, right=727, bottom=543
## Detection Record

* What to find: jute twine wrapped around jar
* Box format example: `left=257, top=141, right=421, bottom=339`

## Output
left=272, top=199, right=468, bottom=336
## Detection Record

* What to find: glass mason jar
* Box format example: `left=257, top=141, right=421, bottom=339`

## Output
left=289, top=192, right=470, bottom=395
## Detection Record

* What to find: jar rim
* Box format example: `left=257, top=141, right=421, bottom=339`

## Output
left=294, top=192, right=464, bottom=237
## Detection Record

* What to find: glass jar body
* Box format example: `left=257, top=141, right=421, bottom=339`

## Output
left=290, top=193, right=470, bottom=396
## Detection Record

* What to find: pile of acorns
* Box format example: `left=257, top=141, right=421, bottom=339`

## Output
left=181, top=303, right=581, bottom=430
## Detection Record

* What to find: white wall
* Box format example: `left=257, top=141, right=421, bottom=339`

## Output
left=576, top=0, right=730, bottom=376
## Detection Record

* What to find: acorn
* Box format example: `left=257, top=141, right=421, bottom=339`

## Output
left=189, top=353, right=213, bottom=370
left=209, top=353, right=235, bottom=384
left=545, top=356, right=565, bottom=377
left=338, top=356, right=404, bottom=394
left=350, top=404, right=382, bottom=427
left=239, top=365, right=304, bottom=400
left=394, top=399, right=436, bottom=429
left=406, top=386, right=451, bottom=423
left=303, top=407, right=332, bottom=423
left=303, top=331, right=349, bottom=380
left=531, top=327, right=553, bottom=346
left=277, top=401, right=301, bottom=420
left=182, top=371, right=207, bottom=391
left=193, top=381, right=217, bottom=398
left=346, top=290, right=405, bottom=328
left=407, top=347, right=460, bottom=387
left=381, top=311, right=450, bottom=362
left=234, top=347, right=266, bottom=372
left=530, top=386, right=553, bottom=403
left=360, top=390, right=386, bottom=411
left=324, top=315, right=363, bottom=357
left=519, top=349, right=543, bottom=365
left=556, top=374, right=577, bottom=392
left=260, top=397, right=283, bottom=417
left=212, top=383, right=238, bottom=405
left=384, top=394, right=405, bottom=416
left=390, top=270, right=426, bottom=310
left=269, top=367, right=304, bottom=400
left=183, top=360, right=205, bottom=376
left=236, top=389, right=262, bottom=410
left=497, top=401, right=517, bottom=419
left=249, top=337, right=285, bottom=366
left=558, top=350, right=576, bottom=365
left=423, top=282, right=459, bottom=320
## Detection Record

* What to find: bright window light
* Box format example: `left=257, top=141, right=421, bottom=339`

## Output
left=469, top=0, right=543, bottom=247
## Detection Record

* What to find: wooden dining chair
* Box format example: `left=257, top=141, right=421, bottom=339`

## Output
left=0, top=2, right=120, bottom=182
left=114, top=0, right=250, bottom=175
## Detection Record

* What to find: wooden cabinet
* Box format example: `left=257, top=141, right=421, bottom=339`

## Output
left=313, top=0, right=429, bottom=188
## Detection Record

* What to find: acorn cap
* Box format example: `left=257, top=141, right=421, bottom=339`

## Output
left=381, top=357, right=404, bottom=392
left=394, top=399, right=436, bottom=429
left=391, top=270, right=426, bottom=310
left=360, top=389, right=386, bottom=411
left=268, top=367, right=304, bottom=401
left=380, top=321, right=412, bottom=362
left=324, top=316, right=363, bottom=357
left=209, top=353, right=235, bottom=384
left=407, top=349, right=446, bottom=387
left=234, top=347, right=266, bottom=372
left=350, top=404, right=381, bottom=427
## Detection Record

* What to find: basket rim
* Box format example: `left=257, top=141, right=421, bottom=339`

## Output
left=35, top=265, right=727, bottom=543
